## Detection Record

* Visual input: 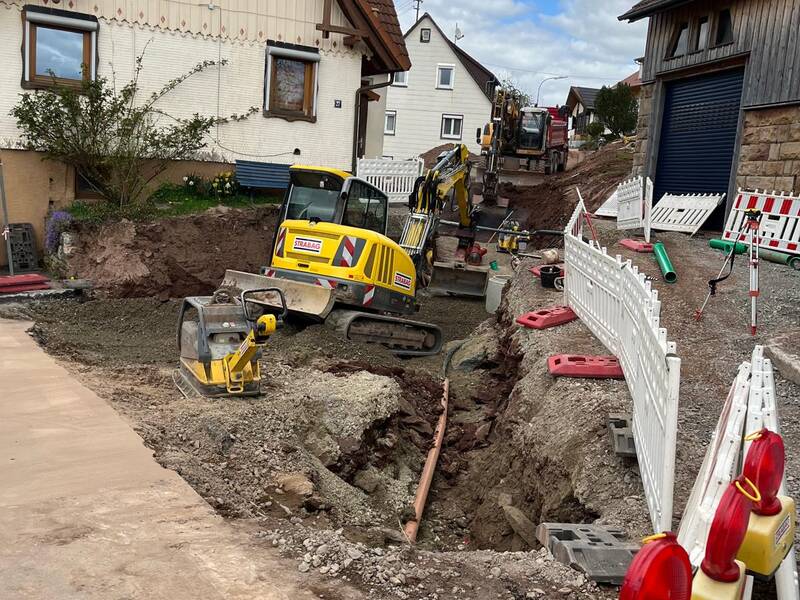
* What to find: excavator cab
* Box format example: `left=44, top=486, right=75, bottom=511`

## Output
left=517, top=108, right=548, bottom=153
left=276, top=167, right=388, bottom=238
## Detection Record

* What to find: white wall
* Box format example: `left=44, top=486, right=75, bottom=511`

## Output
left=0, top=4, right=364, bottom=171
left=383, top=16, right=491, bottom=160
left=364, top=74, right=390, bottom=159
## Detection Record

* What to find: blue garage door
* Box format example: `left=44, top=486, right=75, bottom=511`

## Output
left=655, top=68, right=744, bottom=228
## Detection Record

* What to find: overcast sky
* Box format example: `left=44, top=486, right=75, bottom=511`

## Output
left=393, top=0, right=647, bottom=107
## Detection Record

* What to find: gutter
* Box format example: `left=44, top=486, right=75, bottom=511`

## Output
left=351, top=73, right=395, bottom=173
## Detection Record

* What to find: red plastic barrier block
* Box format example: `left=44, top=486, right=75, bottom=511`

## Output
left=548, top=354, right=625, bottom=379
left=0, top=274, right=49, bottom=289
left=516, top=306, right=577, bottom=330
left=529, top=264, right=565, bottom=277
left=619, top=239, right=654, bottom=253
left=0, top=284, right=51, bottom=294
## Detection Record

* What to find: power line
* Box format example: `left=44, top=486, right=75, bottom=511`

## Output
left=482, top=61, right=625, bottom=82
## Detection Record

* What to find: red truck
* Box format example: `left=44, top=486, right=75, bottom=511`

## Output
left=477, top=92, right=570, bottom=204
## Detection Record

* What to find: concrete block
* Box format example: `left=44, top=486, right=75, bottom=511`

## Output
left=535, top=523, right=639, bottom=584
left=608, top=414, right=637, bottom=458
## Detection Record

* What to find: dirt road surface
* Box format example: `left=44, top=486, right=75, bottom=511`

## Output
left=0, top=318, right=359, bottom=600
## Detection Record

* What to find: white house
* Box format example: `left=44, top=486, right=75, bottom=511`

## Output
left=0, top=0, right=409, bottom=265
left=382, top=13, right=496, bottom=160
left=564, top=86, right=602, bottom=142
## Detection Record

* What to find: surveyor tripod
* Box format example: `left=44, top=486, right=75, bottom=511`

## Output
left=695, top=208, right=763, bottom=335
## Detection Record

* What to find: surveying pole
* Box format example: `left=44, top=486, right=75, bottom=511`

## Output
left=745, top=209, right=762, bottom=336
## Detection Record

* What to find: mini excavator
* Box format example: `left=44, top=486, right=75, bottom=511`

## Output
left=177, top=145, right=557, bottom=398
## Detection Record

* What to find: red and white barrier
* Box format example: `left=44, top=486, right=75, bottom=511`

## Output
left=564, top=191, right=680, bottom=533
left=724, top=189, right=800, bottom=256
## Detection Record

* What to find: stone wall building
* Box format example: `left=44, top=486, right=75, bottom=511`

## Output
left=620, top=0, right=800, bottom=227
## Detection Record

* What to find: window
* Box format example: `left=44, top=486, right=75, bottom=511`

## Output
left=392, top=71, right=408, bottom=87
left=265, top=42, right=320, bottom=122
left=23, top=7, right=98, bottom=88
left=342, top=181, right=387, bottom=235
left=715, top=9, right=734, bottom=46
left=384, top=110, right=397, bottom=135
left=441, top=114, right=463, bottom=140
left=667, top=22, right=689, bottom=58
left=284, top=171, right=342, bottom=222
left=437, top=65, right=455, bottom=90
left=420, top=28, right=431, bottom=43
left=694, top=16, right=709, bottom=51
left=74, top=171, right=104, bottom=200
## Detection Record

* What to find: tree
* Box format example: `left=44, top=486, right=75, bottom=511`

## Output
left=11, top=52, right=256, bottom=208
left=594, top=83, right=639, bottom=138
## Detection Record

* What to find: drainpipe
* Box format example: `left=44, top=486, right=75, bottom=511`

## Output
left=351, top=72, right=395, bottom=173
left=0, top=162, right=13, bottom=276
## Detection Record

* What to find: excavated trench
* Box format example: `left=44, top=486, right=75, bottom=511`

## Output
left=12, top=287, right=607, bottom=560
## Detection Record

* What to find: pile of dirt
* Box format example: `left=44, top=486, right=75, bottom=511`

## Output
left=420, top=143, right=481, bottom=169
left=64, top=205, right=278, bottom=298
left=502, top=141, right=634, bottom=245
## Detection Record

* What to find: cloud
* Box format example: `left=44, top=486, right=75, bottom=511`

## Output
left=394, top=0, right=647, bottom=107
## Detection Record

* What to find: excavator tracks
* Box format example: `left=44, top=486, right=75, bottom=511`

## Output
left=326, top=310, right=443, bottom=357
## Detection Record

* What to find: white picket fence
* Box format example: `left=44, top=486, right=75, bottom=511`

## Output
left=651, top=193, right=725, bottom=236
left=564, top=191, right=680, bottom=533
left=356, top=158, right=424, bottom=204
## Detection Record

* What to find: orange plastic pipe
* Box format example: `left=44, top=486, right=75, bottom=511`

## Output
left=404, top=378, right=449, bottom=544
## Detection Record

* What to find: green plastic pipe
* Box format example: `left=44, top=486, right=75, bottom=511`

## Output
left=709, top=238, right=747, bottom=255
left=653, top=242, right=677, bottom=284
left=760, top=248, right=800, bottom=270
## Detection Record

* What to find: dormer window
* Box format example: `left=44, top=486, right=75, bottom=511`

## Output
left=667, top=22, right=689, bottom=58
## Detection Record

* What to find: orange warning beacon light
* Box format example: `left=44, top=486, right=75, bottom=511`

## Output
left=619, top=532, right=692, bottom=600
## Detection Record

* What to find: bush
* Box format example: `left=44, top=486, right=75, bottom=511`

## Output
left=586, top=122, right=605, bottom=139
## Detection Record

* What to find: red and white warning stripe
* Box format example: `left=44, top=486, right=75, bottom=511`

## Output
left=275, top=228, right=287, bottom=257
left=264, top=269, right=276, bottom=278
left=363, top=285, right=375, bottom=306
left=315, top=278, right=338, bottom=289
left=724, top=190, right=800, bottom=255
left=339, top=236, right=357, bottom=267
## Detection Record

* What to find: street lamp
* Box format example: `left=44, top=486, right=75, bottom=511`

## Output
left=536, top=75, right=568, bottom=106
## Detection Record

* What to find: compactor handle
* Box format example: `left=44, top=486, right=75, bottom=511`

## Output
left=241, top=287, right=288, bottom=322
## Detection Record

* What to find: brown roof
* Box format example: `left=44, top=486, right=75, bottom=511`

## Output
left=406, top=13, right=497, bottom=101
left=362, top=0, right=410, bottom=70
left=619, top=0, right=695, bottom=22
left=619, top=70, right=642, bottom=88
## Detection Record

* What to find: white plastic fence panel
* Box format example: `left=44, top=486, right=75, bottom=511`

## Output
left=723, top=189, right=800, bottom=256
left=357, top=158, right=424, bottom=204
left=595, top=189, right=619, bottom=218
left=644, top=177, right=653, bottom=243
left=564, top=190, right=680, bottom=533
left=678, top=363, right=750, bottom=566
left=651, top=193, right=725, bottom=235
left=616, top=177, right=645, bottom=231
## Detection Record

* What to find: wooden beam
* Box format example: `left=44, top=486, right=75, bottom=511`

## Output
left=320, top=0, right=333, bottom=39
left=343, top=34, right=359, bottom=47
left=316, top=22, right=364, bottom=37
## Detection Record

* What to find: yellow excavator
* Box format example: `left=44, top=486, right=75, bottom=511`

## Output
left=176, top=144, right=544, bottom=397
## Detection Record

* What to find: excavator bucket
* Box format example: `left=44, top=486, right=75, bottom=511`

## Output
left=219, top=270, right=336, bottom=319
left=428, top=262, right=490, bottom=297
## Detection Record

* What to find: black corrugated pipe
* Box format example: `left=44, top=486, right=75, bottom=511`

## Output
left=351, top=72, right=395, bottom=173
